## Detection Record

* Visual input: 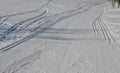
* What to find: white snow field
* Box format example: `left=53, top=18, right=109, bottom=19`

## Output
left=0, top=0, right=120, bottom=73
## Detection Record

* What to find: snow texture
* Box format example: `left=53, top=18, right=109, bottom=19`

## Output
left=0, top=0, right=120, bottom=73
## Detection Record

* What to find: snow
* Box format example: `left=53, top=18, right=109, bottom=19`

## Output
left=0, top=0, right=120, bottom=73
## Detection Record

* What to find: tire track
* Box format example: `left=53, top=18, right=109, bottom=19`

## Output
left=2, top=49, right=48, bottom=73
left=0, top=1, right=103, bottom=53
left=0, top=0, right=51, bottom=26
left=92, top=6, right=115, bottom=44
left=0, top=10, right=47, bottom=41
left=92, top=11, right=104, bottom=34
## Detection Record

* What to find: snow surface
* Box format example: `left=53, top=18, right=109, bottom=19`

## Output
left=0, top=0, right=120, bottom=73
